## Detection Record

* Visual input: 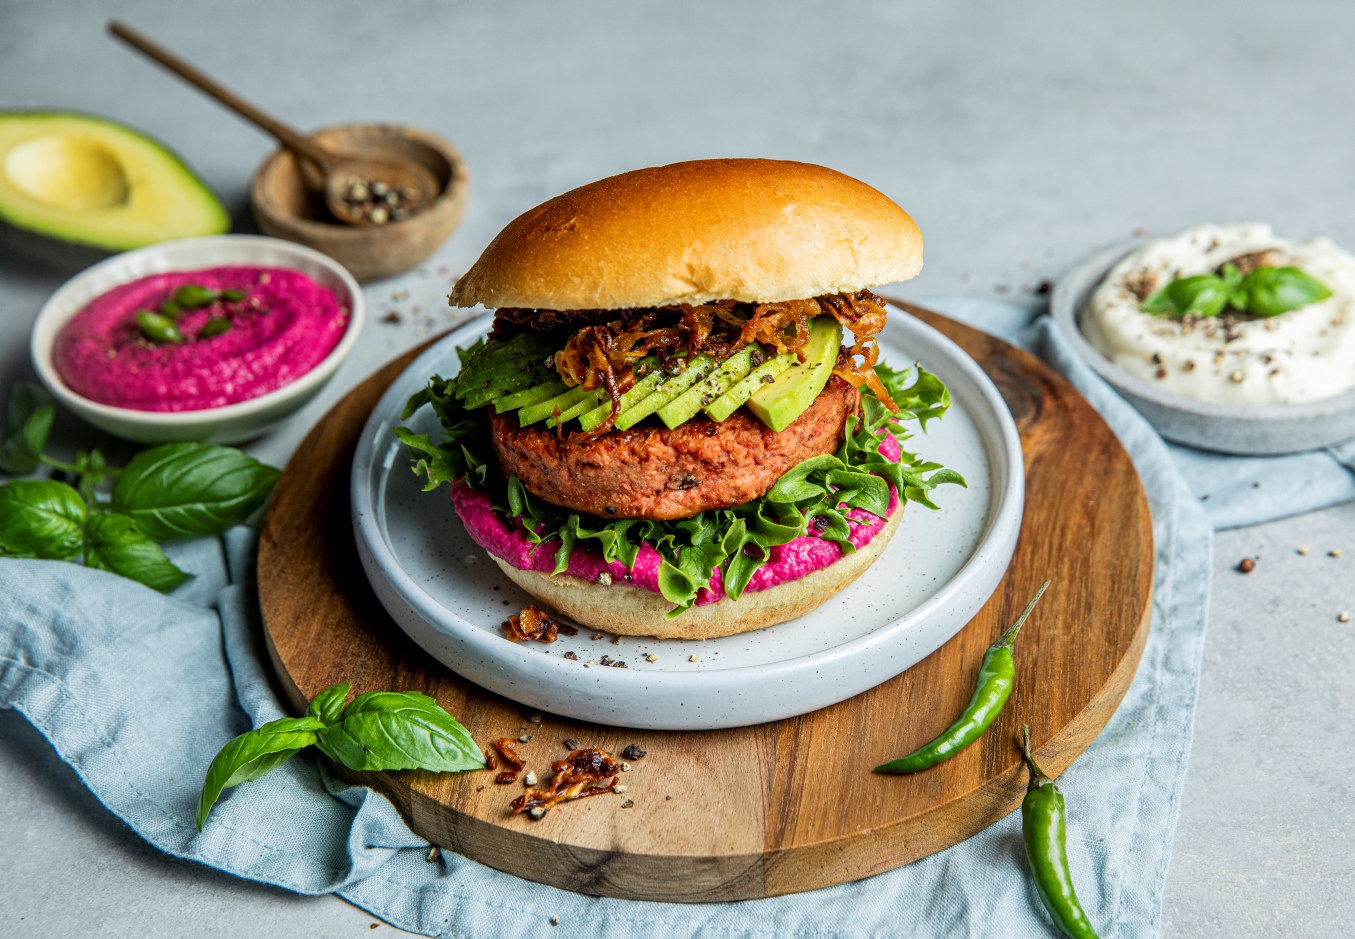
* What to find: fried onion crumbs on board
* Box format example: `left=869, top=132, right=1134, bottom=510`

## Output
left=485, top=737, right=527, bottom=784
left=502, top=604, right=579, bottom=643
left=512, top=748, right=621, bottom=818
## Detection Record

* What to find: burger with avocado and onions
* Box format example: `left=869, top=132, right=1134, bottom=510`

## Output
left=396, top=159, right=963, bottom=639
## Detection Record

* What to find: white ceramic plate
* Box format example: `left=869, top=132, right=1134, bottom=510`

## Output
left=351, top=307, right=1024, bottom=730
left=30, top=235, right=365, bottom=445
left=1052, top=240, right=1355, bottom=454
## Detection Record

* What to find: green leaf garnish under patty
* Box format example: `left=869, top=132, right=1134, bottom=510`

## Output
left=396, top=349, right=963, bottom=618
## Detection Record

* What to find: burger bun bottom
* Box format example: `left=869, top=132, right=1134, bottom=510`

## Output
left=489, top=505, right=903, bottom=640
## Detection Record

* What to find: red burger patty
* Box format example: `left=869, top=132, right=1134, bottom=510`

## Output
left=490, top=377, right=858, bottom=520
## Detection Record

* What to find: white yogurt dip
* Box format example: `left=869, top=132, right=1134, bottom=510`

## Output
left=1081, top=223, right=1355, bottom=404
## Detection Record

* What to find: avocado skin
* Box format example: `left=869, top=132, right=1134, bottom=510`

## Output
left=0, top=110, right=230, bottom=253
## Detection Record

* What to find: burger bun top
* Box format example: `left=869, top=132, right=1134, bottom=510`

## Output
left=450, top=159, right=922, bottom=312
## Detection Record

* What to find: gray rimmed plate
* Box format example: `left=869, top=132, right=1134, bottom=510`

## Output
left=1051, top=240, right=1355, bottom=455
left=349, top=307, right=1024, bottom=731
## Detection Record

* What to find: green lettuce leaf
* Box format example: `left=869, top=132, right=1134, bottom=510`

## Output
left=395, top=355, right=965, bottom=617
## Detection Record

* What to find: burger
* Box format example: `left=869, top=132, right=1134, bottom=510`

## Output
left=397, top=159, right=962, bottom=639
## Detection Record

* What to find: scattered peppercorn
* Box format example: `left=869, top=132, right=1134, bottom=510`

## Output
left=563, top=737, right=580, bottom=750
left=1237, top=557, right=1256, bottom=573
left=621, top=744, right=646, bottom=760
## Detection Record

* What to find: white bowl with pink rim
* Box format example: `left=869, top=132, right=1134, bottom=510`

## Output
left=29, top=234, right=364, bottom=445
left=350, top=305, right=1026, bottom=731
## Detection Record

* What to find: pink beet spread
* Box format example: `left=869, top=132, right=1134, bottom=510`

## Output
left=453, top=431, right=902, bottom=604
left=54, top=266, right=347, bottom=412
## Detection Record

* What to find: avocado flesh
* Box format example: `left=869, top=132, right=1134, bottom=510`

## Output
left=546, top=390, right=606, bottom=428
left=747, top=317, right=843, bottom=432
left=518, top=386, right=595, bottom=425
left=495, top=380, right=567, bottom=413
left=704, top=351, right=796, bottom=422
left=578, top=362, right=668, bottom=431
left=0, top=111, right=228, bottom=251
left=613, top=355, right=715, bottom=431
left=657, top=347, right=757, bottom=429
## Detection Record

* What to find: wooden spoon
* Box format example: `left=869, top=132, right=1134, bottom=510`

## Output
left=107, top=20, right=438, bottom=227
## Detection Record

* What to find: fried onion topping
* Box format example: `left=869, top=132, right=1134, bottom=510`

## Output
left=492, top=290, right=896, bottom=437
left=510, top=747, right=621, bottom=817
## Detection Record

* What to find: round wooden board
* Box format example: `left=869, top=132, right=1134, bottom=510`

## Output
left=258, top=302, right=1153, bottom=902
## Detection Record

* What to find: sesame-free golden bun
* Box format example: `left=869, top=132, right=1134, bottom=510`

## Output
left=450, top=159, right=923, bottom=312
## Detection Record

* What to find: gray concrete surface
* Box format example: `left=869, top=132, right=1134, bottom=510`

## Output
left=1, top=1, right=1353, bottom=935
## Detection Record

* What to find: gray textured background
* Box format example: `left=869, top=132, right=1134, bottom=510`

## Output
left=1, top=1, right=1352, bottom=935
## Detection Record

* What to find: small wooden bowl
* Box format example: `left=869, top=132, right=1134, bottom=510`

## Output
left=250, top=123, right=468, bottom=282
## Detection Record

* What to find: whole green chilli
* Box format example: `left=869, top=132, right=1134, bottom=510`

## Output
left=1020, top=724, right=1100, bottom=939
left=875, top=580, right=1049, bottom=774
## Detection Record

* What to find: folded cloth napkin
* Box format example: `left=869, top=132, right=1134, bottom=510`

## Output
left=2, top=298, right=1352, bottom=938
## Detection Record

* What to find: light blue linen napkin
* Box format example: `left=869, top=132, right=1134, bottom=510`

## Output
left=2, top=299, right=1351, bottom=937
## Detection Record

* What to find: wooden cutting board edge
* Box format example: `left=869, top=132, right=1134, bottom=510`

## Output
left=257, top=301, right=1154, bottom=902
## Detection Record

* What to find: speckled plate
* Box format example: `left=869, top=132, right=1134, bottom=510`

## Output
left=349, top=308, right=1024, bottom=730
left=1052, top=240, right=1355, bottom=454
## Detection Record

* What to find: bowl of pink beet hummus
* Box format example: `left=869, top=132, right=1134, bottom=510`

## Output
left=31, top=235, right=364, bottom=444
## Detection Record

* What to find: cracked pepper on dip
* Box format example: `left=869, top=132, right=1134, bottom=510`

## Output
left=53, top=266, right=348, bottom=412
left=1081, top=223, right=1355, bottom=404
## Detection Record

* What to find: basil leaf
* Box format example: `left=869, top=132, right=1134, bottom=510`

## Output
left=196, top=716, right=325, bottom=830
left=1241, top=266, right=1333, bottom=317
left=0, top=382, right=54, bottom=475
left=1140, top=273, right=1229, bottom=318
left=0, top=480, right=86, bottom=559
left=314, top=691, right=486, bottom=773
left=306, top=681, right=351, bottom=726
left=82, top=513, right=190, bottom=592
left=109, top=443, right=279, bottom=540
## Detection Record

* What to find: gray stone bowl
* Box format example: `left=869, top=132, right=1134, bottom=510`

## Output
left=1051, top=240, right=1355, bottom=455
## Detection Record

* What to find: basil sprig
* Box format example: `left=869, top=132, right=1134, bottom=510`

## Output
left=197, top=682, right=486, bottom=830
left=0, top=382, right=278, bottom=592
left=396, top=355, right=964, bottom=617
left=109, top=443, right=280, bottom=540
left=1141, top=263, right=1331, bottom=319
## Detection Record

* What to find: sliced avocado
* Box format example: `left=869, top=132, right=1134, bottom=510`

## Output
left=0, top=111, right=228, bottom=252
left=747, top=317, right=842, bottom=432
left=518, top=385, right=595, bottom=425
left=657, top=347, right=757, bottom=429
left=614, top=355, right=716, bottom=431
left=456, top=332, right=558, bottom=408
left=495, top=380, right=567, bottom=413
left=704, top=351, right=796, bottom=422
left=578, top=361, right=668, bottom=431
left=546, top=390, right=605, bottom=428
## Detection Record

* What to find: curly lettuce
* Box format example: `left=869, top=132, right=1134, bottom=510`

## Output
left=395, top=357, right=963, bottom=618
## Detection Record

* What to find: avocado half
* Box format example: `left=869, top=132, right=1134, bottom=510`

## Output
left=0, top=111, right=229, bottom=253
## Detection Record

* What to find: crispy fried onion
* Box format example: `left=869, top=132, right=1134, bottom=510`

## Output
left=485, top=737, right=527, bottom=784
left=502, top=604, right=578, bottom=643
left=511, top=747, right=620, bottom=818
left=497, top=290, right=895, bottom=437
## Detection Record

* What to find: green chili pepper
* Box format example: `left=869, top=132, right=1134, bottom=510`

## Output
left=875, top=580, right=1050, bottom=774
left=172, top=284, right=218, bottom=308
left=220, top=288, right=245, bottom=302
left=135, top=310, right=183, bottom=344
left=1020, top=724, right=1100, bottom=939
left=159, top=299, right=182, bottom=318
